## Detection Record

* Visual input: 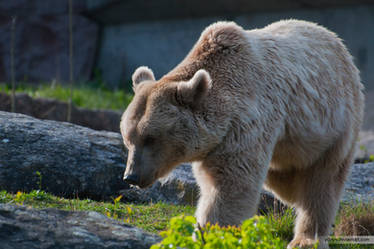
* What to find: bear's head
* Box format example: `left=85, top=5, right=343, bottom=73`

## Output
left=120, top=66, right=216, bottom=188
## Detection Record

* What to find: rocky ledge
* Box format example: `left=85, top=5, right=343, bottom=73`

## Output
left=0, top=111, right=196, bottom=205
left=0, top=204, right=160, bottom=249
left=0, top=111, right=372, bottom=207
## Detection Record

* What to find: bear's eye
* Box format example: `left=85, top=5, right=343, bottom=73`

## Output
left=143, top=135, right=156, bottom=146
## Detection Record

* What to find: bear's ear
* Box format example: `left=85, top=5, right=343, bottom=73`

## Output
left=132, top=66, right=155, bottom=91
left=176, top=69, right=212, bottom=109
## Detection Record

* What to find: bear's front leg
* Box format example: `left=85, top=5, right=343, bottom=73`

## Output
left=192, top=157, right=267, bottom=227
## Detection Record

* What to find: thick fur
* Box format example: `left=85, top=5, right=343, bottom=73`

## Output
left=120, top=20, right=364, bottom=249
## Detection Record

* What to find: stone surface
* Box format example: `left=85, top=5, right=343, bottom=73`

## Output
left=0, top=111, right=128, bottom=200
left=362, top=89, right=374, bottom=131
left=343, top=162, right=374, bottom=203
left=0, top=93, right=122, bottom=132
left=0, top=6, right=97, bottom=83
left=0, top=0, right=87, bottom=15
left=355, top=89, right=374, bottom=160
left=86, top=0, right=370, bottom=24
left=0, top=203, right=160, bottom=249
left=120, top=164, right=199, bottom=206
left=0, top=111, right=372, bottom=207
left=95, top=4, right=374, bottom=89
left=0, top=111, right=196, bottom=205
left=355, top=130, right=374, bottom=162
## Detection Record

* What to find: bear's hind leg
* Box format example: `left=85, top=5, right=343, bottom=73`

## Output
left=264, top=168, right=299, bottom=205
left=287, top=152, right=353, bottom=249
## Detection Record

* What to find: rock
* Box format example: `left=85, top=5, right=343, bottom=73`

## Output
left=120, top=164, right=199, bottom=206
left=355, top=90, right=374, bottom=161
left=362, top=90, right=374, bottom=131
left=0, top=0, right=87, bottom=15
left=0, top=203, right=160, bottom=249
left=0, top=111, right=371, bottom=207
left=0, top=93, right=122, bottom=132
left=355, top=130, right=374, bottom=162
left=0, top=5, right=97, bottom=83
left=86, top=0, right=364, bottom=24
left=0, top=111, right=197, bottom=205
left=0, top=111, right=128, bottom=200
left=342, top=163, right=374, bottom=203
left=91, top=4, right=374, bottom=89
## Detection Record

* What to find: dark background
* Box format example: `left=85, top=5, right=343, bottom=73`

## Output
left=0, top=0, right=373, bottom=90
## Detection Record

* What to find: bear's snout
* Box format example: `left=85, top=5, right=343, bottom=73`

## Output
left=123, top=173, right=140, bottom=185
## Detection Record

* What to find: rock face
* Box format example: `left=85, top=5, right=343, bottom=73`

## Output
left=0, top=1, right=97, bottom=84
left=343, top=162, right=374, bottom=203
left=93, top=4, right=374, bottom=89
left=86, top=0, right=368, bottom=24
left=0, top=111, right=372, bottom=207
left=0, top=111, right=196, bottom=205
left=0, top=111, right=128, bottom=200
left=120, top=164, right=199, bottom=206
left=0, top=93, right=122, bottom=132
left=0, top=204, right=160, bottom=249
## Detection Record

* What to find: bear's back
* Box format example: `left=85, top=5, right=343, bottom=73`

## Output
left=250, top=20, right=364, bottom=168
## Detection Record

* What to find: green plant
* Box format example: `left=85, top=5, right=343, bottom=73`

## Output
left=67, top=0, right=74, bottom=122
left=106, top=195, right=123, bottom=219
left=364, top=154, right=374, bottom=163
left=0, top=190, right=194, bottom=233
left=335, top=200, right=374, bottom=236
left=10, top=16, right=17, bottom=112
left=265, top=207, right=295, bottom=242
left=358, top=145, right=374, bottom=163
left=14, top=191, right=25, bottom=205
left=36, top=171, right=42, bottom=190
left=0, top=83, right=133, bottom=111
left=151, top=215, right=289, bottom=249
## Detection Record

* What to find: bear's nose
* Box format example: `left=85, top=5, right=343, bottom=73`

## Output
left=123, top=173, right=140, bottom=185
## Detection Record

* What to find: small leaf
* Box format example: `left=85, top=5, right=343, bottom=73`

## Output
left=126, top=205, right=133, bottom=215
left=114, top=195, right=123, bottom=203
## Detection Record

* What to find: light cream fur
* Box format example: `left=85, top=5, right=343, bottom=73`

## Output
left=120, top=20, right=364, bottom=249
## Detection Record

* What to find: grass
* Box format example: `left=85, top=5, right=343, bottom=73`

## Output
left=1, top=189, right=373, bottom=248
left=335, top=200, right=374, bottom=237
left=264, top=201, right=374, bottom=249
left=265, top=207, right=295, bottom=242
left=0, top=190, right=194, bottom=233
left=0, top=82, right=133, bottom=111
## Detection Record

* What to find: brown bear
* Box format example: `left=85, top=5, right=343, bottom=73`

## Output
left=120, top=20, right=364, bottom=249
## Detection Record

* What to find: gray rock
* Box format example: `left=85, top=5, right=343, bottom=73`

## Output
left=355, top=130, right=374, bottom=162
left=1, top=111, right=371, bottom=208
left=0, top=13, right=97, bottom=84
left=0, top=203, right=160, bottom=249
left=362, top=90, right=374, bottom=131
left=356, top=90, right=374, bottom=161
left=0, top=111, right=128, bottom=200
left=93, top=4, right=374, bottom=90
left=0, top=0, right=87, bottom=15
left=0, top=93, right=122, bottom=132
left=0, top=111, right=197, bottom=205
left=85, top=0, right=366, bottom=24
left=342, top=163, right=374, bottom=203
left=120, top=164, right=199, bottom=206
